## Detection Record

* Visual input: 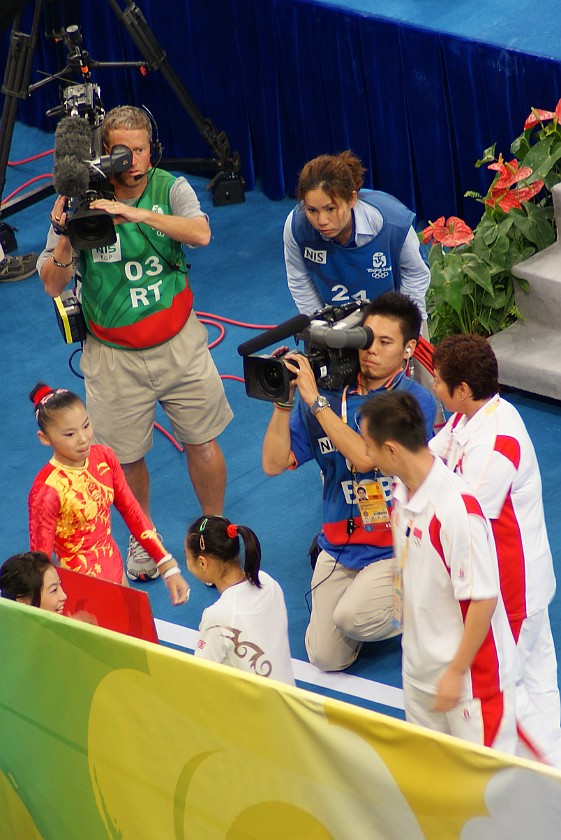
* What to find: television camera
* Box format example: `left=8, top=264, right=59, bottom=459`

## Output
left=48, top=25, right=133, bottom=250
left=238, top=301, right=374, bottom=403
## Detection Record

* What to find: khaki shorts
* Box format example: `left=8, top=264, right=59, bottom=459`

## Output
left=80, top=311, right=233, bottom=463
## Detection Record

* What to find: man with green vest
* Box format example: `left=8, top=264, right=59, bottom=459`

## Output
left=38, top=105, right=233, bottom=581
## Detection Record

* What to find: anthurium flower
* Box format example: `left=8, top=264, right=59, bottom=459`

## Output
left=485, top=179, right=544, bottom=212
left=523, top=99, right=561, bottom=130
left=488, top=156, right=533, bottom=190
left=420, top=216, right=473, bottom=246
left=419, top=217, right=445, bottom=244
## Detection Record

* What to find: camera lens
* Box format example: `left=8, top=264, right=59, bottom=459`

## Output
left=256, top=360, right=285, bottom=398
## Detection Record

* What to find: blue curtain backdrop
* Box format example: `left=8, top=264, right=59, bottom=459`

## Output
left=2, top=0, right=561, bottom=225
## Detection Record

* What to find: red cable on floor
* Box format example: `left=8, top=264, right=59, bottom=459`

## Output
left=198, top=317, right=225, bottom=349
left=195, top=311, right=276, bottom=330
left=1, top=174, right=54, bottom=206
left=154, top=422, right=184, bottom=452
left=8, top=149, right=54, bottom=165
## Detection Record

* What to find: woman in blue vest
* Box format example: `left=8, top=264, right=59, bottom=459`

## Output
left=283, top=150, right=430, bottom=321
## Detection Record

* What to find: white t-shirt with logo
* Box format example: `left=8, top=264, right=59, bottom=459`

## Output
left=195, top=571, right=295, bottom=685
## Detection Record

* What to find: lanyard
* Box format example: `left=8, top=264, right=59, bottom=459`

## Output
left=341, top=367, right=405, bottom=427
left=399, top=519, right=414, bottom=571
left=341, top=367, right=405, bottom=475
left=390, top=516, right=413, bottom=630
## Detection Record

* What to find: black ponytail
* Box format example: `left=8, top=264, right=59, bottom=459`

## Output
left=186, top=515, right=262, bottom=587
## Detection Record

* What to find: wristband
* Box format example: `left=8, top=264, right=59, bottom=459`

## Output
left=274, top=401, right=294, bottom=411
left=156, top=553, right=173, bottom=568
left=51, top=255, right=73, bottom=268
left=51, top=220, right=69, bottom=237
left=163, top=566, right=181, bottom=580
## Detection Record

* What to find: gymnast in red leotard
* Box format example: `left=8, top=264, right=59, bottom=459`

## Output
left=27, top=383, right=189, bottom=605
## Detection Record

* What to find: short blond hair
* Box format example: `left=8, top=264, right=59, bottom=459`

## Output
left=101, top=105, right=151, bottom=148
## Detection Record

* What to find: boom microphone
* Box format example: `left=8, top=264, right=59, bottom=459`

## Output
left=237, top=313, right=311, bottom=357
left=304, top=324, right=374, bottom=350
left=53, top=116, right=91, bottom=196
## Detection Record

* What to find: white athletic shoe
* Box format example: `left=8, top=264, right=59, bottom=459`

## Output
left=126, top=535, right=160, bottom=581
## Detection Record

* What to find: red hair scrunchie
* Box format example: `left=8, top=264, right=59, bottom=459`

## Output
left=226, top=523, right=238, bottom=539
left=33, top=385, right=54, bottom=407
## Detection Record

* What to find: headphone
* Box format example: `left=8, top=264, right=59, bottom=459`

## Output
left=104, top=105, right=163, bottom=168
left=141, top=104, right=163, bottom=165
left=405, top=347, right=412, bottom=357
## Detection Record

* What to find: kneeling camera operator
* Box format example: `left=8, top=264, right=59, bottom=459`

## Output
left=257, top=292, right=437, bottom=674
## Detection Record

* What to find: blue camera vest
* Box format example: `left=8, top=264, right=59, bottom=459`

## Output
left=291, top=189, right=414, bottom=304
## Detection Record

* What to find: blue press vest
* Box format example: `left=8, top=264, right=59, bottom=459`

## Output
left=291, top=190, right=414, bottom=304
left=289, top=375, right=436, bottom=570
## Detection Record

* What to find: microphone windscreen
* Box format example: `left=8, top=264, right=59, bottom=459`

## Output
left=54, top=116, right=92, bottom=160
left=53, top=155, right=90, bottom=197
left=53, top=117, right=92, bottom=196
left=238, top=313, right=311, bottom=357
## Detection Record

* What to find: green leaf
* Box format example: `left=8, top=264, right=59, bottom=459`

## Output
left=475, top=144, right=497, bottom=167
left=522, top=135, right=561, bottom=182
left=509, top=207, right=555, bottom=250
left=437, top=266, right=466, bottom=316
left=428, top=244, right=444, bottom=268
left=489, top=232, right=510, bottom=267
left=460, top=253, right=494, bottom=295
left=511, top=134, right=530, bottom=157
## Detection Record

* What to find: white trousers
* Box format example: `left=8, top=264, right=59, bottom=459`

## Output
left=403, top=680, right=517, bottom=755
left=515, top=607, right=561, bottom=767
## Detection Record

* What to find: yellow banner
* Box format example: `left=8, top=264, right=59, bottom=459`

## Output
left=1, top=598, right=561, bottom=839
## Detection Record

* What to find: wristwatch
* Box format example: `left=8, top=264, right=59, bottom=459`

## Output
left=311, top=395, right=330, bottom=416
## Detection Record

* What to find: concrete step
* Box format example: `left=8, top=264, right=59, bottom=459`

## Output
left=512, top=242, right=561, bottom=324
left=489, top=322, right=561, bottom=400
left=489, top=182, right=561, bottom=400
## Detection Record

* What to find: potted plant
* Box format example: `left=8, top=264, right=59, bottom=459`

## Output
left=421, top=100, right=561, bottom=342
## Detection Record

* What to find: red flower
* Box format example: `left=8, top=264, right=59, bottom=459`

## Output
left=485, top=155, right=544, bottom=212
left=420, top=216, right=474, bottom=247
left=419, top=217, right=444, bottom=244
left=485, top=179, right=544, bottom=212
left=487, top=156, right=532, bottom=190
left=524, top=99, right=561, bottom=130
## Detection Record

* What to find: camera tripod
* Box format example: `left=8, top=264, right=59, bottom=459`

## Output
left=0, top=0, right=245, bottom=249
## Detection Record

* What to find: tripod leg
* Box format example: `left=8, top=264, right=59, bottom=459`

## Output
left=0, top=0, right=43, bottom=236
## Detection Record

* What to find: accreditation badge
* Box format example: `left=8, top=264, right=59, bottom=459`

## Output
left=354, top=480, right=391, bottom=531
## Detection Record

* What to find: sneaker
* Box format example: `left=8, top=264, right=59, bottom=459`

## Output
left=126, top=535, right=160, bottom=581
left=0, top=252, right=38, bottom=282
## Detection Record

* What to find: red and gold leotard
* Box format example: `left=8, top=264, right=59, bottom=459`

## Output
left=28, top=444, right=166, bottom=583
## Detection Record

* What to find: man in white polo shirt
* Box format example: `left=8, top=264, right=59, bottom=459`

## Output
left=430, top=333, right=561, bottom=766
left=361, top=389, right=517, bottom=753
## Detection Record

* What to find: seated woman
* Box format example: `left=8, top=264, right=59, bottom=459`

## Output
left=0, top=551, right=67, bottom=613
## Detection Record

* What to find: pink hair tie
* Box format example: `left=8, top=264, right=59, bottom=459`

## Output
left=226, top=524, right=238, bottom=539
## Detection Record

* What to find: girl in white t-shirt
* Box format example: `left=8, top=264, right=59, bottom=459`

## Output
left=185, top=516, right=295, bottom=685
